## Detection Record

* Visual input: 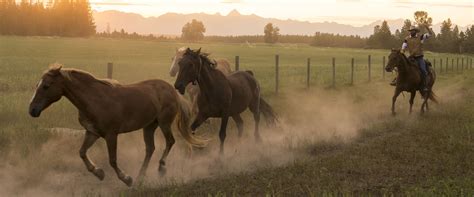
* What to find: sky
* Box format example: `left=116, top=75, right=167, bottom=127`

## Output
left=89, top=0, right=473, bottom=27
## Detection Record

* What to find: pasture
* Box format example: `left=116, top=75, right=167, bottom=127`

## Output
left=0, top=36, right=473, bottom=196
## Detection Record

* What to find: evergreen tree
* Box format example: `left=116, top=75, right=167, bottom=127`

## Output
left=367, top=21, right=397, bottom=49
left=0, top=0, right=95, bottom=37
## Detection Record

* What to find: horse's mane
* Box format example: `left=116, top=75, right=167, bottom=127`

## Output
left=47, top=65, right=119, bottom=87
left=398, top=52, right=417, bottom=68
left=198, top=53, right=217, bottom=69
left=178, top=47, right=217, bottom=69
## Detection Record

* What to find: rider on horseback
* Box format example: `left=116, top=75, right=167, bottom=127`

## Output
left=390, top=25, right=434, bottom=92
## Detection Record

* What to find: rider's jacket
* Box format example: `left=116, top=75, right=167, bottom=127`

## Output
left=406, top=35, right=423, bottom=57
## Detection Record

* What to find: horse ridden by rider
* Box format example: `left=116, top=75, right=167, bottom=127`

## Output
left=390, top=25, right=435, bottom=93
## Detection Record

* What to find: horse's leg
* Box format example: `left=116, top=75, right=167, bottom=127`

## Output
left=249, top=105, right=262, bottom=143
left=419, top=91, right=428, bottom=114
left=409, top=91, right=416, bottom=114
left=391, top=88, right=402, bottom=115
left=79, top=131, right=104, bottom=180
left=426, top=100, right=429, bottom=111
left=105, top=133, right=133, bottom=186
left=231, top=115, right=244, bottom=138
left=219, top=116, right=229, bottom=155
left=191, top=112, right=207, bottom=132
left=137, top=121, right=158, bottom=182
left=158, top=123, right=175, bottom=176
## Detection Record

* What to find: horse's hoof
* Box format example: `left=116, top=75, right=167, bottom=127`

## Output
left=122, top=175, right=133, bottom=187
left=158, top=166, right=167, bottom=176
left=93, top=168, right=105, bottom=181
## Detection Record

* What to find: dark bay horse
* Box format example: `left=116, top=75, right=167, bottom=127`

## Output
left=170, top=46, right=233, bottom=116
left=385, top=49, right=438, bottom=115
left=173, top=48, right=277, bottom=154
left=29, top=65, right=205, bottom=186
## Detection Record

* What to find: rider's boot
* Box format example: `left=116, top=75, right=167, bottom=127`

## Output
left=422, top=74, right=429, bottom=93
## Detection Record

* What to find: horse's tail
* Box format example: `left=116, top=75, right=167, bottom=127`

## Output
left=176, top=94, right=207, bottom=148
left=428, top=67, right=438, bottom=104
left=259, top=98, right=278, bottom=125
left=428, top=90, right=439, bottom=104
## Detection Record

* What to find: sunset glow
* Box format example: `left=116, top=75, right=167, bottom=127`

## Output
left=89, top=0, right=473, bottom=26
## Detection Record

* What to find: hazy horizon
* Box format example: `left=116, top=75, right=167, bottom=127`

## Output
left=89, top=0, right=473, bottom=27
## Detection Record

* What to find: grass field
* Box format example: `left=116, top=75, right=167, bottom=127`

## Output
left=0, top=36, right=473, bottom=196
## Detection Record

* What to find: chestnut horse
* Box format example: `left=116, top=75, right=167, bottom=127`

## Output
left=174, top=48, right=277, bottom=155
left=170, top=47, right=232, bottom=115
left=29, top=65, right=205, bottom=186
left=385, top=49, right=438, bottom=115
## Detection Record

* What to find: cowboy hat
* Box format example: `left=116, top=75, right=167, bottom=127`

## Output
left=408, top=26, right=420, bottom=32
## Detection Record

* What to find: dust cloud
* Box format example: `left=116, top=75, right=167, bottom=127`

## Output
left=0, top=80, right=460, bottom=196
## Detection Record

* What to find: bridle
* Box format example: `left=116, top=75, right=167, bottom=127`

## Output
left=191, top=55, right=203, bottom=85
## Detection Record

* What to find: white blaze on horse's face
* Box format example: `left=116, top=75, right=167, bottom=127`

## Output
left=170, top=56, right=180, bottom=77
left=169, top=47, right=188, bottom=77
left=30, top=79, right=43, bottom=103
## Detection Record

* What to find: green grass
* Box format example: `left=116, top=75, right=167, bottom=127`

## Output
left=0, top=36, right=473, bottom=195
left=126, top=73, right=474, bottom=196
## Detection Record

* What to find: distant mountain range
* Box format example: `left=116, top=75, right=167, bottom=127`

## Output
left=93, top=9, right=468, bottom=37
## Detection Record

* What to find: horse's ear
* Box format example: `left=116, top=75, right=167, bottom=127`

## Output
left=196, top=47, right=201, bottom=54
left=49, top=63, right=63, bottom=76
left=185, top=47, right=192, bottom=54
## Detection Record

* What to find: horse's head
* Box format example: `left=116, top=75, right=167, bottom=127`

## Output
left=29, top=65, right=66, bottom=117
left=386, top=48, right=403, bottom=72
left=174, top=47, right=202, bottom=95
left=169, top=47, right=187, bottom=77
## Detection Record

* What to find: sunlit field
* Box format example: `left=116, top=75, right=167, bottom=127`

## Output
left=1, top=36, right=474, bottom=195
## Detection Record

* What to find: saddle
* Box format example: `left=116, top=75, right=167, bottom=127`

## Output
left=407, top=56, right=432, bottom=75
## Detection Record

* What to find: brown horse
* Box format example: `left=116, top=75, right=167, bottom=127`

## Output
left=29, top=65, right=205, bottom=186
left=385, top=49, right=438, bottom=115
left=174, top=48, right=277, bottom=154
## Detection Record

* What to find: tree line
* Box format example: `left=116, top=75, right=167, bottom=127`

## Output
left=366, top=11, right=474, bottom=54
left=1, top=3, right=472, bottom=54
left=0, top=0, right=95, bottom=37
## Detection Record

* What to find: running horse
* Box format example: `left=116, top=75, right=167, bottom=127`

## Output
left=385, top=49, right=438, bottom=115
left=174, top=48, right=277, bottom=154
left=170, top=47, right=232, bottom=115
left=29, top=65, right=206, bottom=186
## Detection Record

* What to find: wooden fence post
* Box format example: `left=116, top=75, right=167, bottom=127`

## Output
left=275, top=55, right=279, bottom=94
left=235, top=56, right=240, bottom=71
left=107, top=62, right=113, bottom=79
left=456, top=58, right=459, bottom=72
left=307, top=58, right=310, bottom=88
left=351, top=58, right=354, bottom=85
left=461, top=57, right=464, bottom=72
left=332, top=57, right=336, bottom=87
left=446, top=57, right=449, bottom=73
left=368, top=55, right=371, bottom=82
left=452, top=58, right=454, bottom=72
left=382, top=56, right=386, bottom=79
left=433, top=58, right=436, bottom=71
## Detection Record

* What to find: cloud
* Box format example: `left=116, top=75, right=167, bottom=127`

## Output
left=393, top=0, right=473, bottom=9
left=220, top=0, right=242, bottom=4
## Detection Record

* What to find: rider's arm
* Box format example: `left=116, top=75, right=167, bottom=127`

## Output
left=421, top=26, right=434, bottom=43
